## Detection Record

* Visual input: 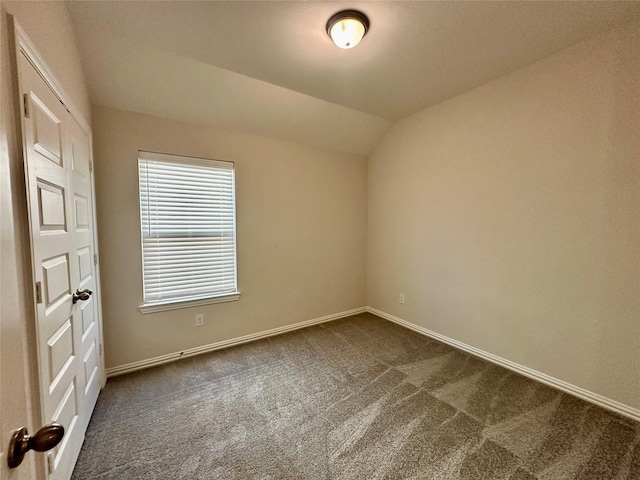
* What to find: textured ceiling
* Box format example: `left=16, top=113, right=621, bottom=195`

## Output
left=65, top=1, right=640, bottom=155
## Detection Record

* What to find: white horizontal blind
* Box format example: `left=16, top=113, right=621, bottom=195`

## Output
left=138, top=151, right=237, bottom=305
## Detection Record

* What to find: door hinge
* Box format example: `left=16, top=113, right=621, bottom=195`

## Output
left=23, top=94, right=30, bottom=118
left=35, top=281, right=42, bottom=304
left=89, top=161, right=93, bottom=174
left=94, top=253, right=98, bottom=266
left=99, top=343, right=103, bottom=356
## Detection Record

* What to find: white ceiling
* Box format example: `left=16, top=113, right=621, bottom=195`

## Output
left=65, top=1, right=640, bottom=155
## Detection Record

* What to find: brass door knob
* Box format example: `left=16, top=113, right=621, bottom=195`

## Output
left=7, top=423, right=64, bottom=468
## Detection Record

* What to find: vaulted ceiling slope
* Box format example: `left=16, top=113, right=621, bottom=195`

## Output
left=65, top=1, right=640, bottom=155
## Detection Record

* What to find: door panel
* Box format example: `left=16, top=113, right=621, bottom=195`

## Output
left=22, top=52, right=83, bottom=479
left=31, top=93, right=63, bottom=165
left=77, top=247, right=92, bottom=282
left=49, top=380, right=80, bottom=476
left=67, top=109, right=101, bottom=433
left=19, top=48, right=102, bottom=480
left=38, top=182, right=67, bottom=229
left=74, top=195, right=89, bottom=229
left=42, top=254, right=71, bottom=307
left=47, top=318, right=74, bottom=384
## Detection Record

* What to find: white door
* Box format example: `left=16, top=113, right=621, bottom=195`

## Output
left=18, top=46, right=102, bottom=480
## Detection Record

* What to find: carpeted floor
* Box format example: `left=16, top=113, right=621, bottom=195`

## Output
left=71, top=313, right=639, bottom=479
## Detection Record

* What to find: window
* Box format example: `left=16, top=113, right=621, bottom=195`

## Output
left=137, top=151, right=240, bottom=313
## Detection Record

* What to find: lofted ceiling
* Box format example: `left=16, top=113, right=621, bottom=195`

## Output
left=65, top=1, right=640, bottom=155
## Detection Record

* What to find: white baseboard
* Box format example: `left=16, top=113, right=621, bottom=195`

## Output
left=105, top=307, right=367, bottom=377
left=367, top=307, right=640, bottom=423
left=106, top=305, right=640, bottom=422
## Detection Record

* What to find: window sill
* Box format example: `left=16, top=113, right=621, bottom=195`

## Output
left=139, top=292, right=241, bottom=314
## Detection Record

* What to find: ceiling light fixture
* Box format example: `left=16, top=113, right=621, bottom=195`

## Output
left=326, top=10, right=369, bottom=49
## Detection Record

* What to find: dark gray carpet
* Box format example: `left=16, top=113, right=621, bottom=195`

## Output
left=71, top=313, right=640, bottom=479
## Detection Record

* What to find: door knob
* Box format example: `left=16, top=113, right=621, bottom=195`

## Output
left=72, top=288, right=92, bottom=304
left=7, top=423, right=64, bottom=468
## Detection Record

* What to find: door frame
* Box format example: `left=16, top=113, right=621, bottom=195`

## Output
left=9, top=14, right=105, bottom=474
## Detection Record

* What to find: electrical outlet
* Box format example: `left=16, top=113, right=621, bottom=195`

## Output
left=399, top=293, right=405, bottom=304
left=195, top=313, right=205, bottom=327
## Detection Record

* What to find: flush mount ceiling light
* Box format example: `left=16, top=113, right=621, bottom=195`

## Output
left=326, top=10, right=369, bottom=49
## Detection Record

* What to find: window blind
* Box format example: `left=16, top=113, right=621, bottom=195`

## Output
left=138, top=151, right=237, bottom=306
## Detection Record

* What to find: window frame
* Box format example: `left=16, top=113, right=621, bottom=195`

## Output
left=137, top=150, right=240, bottom=314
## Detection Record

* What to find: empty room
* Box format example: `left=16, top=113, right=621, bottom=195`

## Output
left=1, top=1, right=639, bottom=479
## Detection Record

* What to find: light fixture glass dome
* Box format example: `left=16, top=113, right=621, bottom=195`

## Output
left=326, top=11, right=369, bottom=49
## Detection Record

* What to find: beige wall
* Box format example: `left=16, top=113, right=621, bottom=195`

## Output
left=0, top=2, right=91, bottom=478
left=92, top=106, right=367, bottom=369
left=3, top=1, right=636, bottom=430
left=368, top=20, right=640, bottom=410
